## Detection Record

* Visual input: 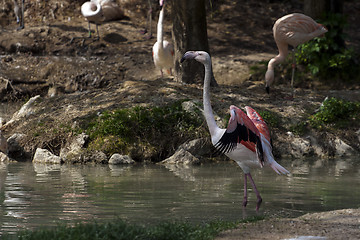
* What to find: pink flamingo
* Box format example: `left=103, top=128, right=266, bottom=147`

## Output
left=152, top=0, right=174, bottom=77
left=13, top=0, right=24, bottom=30
left=265, top=13, right=328, bottom=93
left=181, top=51, right=289, bottom=211
left=81, top=0, right=124, bottom=39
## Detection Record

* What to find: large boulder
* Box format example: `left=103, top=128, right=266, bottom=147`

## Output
left=33, top=148, right=62, bottom=164
left=60, top=133, right=89, bottom=162
left=7, top=133, right=31, bottom=161
left=0, top=152, right=10, bottom=162
left=3, top=95, right=41, bottom=128
left=160, top=138, right=210, bottom=165
left=109, top=154, right=135, bottom=165
left=161, top=148, right=200, bottom=165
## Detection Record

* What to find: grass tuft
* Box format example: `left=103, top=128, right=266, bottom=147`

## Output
left=1, top=217, right=264, bottom=240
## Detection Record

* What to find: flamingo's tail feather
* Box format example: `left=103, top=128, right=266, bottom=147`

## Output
left=270, top=161, right=290, bottom=175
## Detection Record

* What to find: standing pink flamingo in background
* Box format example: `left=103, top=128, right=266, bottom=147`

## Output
left=265, top=13, right=328, bottom=94
left=13, top=0, right=24, bottom=30
left=181, top=51, right=289, bottom=211
left=81, top=0, right=124, bottom=39
left=152, top=0, right=174, bottom=77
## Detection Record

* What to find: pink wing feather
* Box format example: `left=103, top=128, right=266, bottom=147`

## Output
left=245, top=106, right=271, bottom=142
left=214, top=105, right=264, bottom=166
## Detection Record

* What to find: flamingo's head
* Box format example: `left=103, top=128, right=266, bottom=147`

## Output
left=181, top=51, right=210, bottom=65
left=265, top=69, right=274, bottom=94
left=159, top=0, right=165, bottom=7
left=318, top=23, right=328, bottom=36
left=81, top=1, right=102, bottom=18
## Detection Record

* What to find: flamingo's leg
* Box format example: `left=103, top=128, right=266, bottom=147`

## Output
left=243, top=174, right=248, bottom=207
left=291, top=48, right=296, bottom=96
left=88, top=22, right=92, bottom=38
left=247, top=173, right=262, bottom=211
left=95, top=24, right=100, bottom=40
left=17, top=0, right=24, bottom=30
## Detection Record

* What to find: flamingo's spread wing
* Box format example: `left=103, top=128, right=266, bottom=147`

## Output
left=214, top=105, right=264, bottom=166
left=245, top=106, right=271, bottom=142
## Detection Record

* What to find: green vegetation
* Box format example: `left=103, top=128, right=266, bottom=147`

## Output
left=309, top=97, right=360, bottom=130
left=296, top=13, right=360, bottom=82
left=1, top=217, right=264, bottom=240
left=289, top=122, right=308, bottom=136
left=287, top=97, right=360, bottom=136
left=80, top=101, right=205, bottom=161
left=257, top=110, right=281, bottom=128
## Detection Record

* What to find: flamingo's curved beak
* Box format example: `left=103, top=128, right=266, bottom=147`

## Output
left=181, top=51, right=197, bottom=63
left=266, top=86, right=270, bottom=94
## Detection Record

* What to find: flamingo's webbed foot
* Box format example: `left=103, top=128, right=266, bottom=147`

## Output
left=256, top=197, right=262, bottom=212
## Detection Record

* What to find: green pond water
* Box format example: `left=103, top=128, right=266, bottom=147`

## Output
left=0, top=157, right=359, bottom=235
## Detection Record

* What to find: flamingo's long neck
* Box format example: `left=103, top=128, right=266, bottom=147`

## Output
left=203, top=58, right=220, bottom=137
left=156, top=5, right=164, bottom=49
left=267, top=42, right=288, bottom=72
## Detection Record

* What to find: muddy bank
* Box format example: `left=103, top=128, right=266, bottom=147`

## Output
left=216, top=208, right=360, bottom=240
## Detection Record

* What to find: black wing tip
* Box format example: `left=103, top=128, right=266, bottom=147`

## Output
left=256, top=135, right=265, bottom=166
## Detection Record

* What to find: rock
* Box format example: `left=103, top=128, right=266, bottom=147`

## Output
left=161, top=138, right=212, bottom=165
left=85, top=151, right=108, bottom=164
left=109, top=154, right=135, bottom=165
left=33, top=148, right=62, bottom=164
left=7, top=133, right=30, bottom=161
left=3, top=95, right=41, bottom=128
left=60, top=133, right=89, bottom=162
left=0, top=152, right=10, bottom=162
left=0, top=117, right=5, bottom=127
left=161, top=148, right=200, bottom=165
left=11, top=95, right=41, bottom=120
left=179, top=138, right=211, bottom=158
left=333, top=137, right=354, bottom=157
left=290, top=137, right=313, bottom=158
left=0, top=130, right=8, bottom=154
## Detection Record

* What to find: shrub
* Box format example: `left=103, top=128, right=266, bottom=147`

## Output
left=309, top=97, right=360, bottom=129
left=82, top=101, right=204, bottom=161
left=296, top=13, right=360, bottom=82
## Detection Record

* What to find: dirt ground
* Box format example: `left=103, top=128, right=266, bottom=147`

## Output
left=0, top=0, right=360, bottom=238
left=216, top=208, right=360, bottom=240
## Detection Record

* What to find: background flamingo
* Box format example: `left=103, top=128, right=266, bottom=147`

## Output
left=81, top=0, right=124, bottom=39
left=152, top=0, right=174, bottom=77
left=265, top=13, right=328, bottom=94
left=181, top=51, right=289, bottom=211
left=13, top=0, right=24, bottom=30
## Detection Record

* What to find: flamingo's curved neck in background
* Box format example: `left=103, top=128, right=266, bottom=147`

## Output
left=268, top=42, right=288, bottom=71
left=157, top=5, right=164, bottom=49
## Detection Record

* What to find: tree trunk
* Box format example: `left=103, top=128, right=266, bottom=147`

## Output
left=304, top=0, right=327, bottom=19
left=170, top=0, right=216, bottom=85
left=304, top=0, right=343, bottom=19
